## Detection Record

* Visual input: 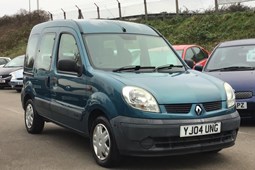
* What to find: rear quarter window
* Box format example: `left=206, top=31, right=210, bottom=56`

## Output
left=24, top=34, right=39, bottom=71
left=34, top=33, right=56, bottom=71
left=0, top=58, right=7, bottom=65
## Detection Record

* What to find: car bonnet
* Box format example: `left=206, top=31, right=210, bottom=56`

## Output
left=206, top=71, right=255, bottom=94
left=109, top=70, right=225, bottom=105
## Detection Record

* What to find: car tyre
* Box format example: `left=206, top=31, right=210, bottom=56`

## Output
left=90, top=116, right=120, bottom=167
left=25, top=99, right=44, bottom=134
left=16, top=89, right=21, bottom=92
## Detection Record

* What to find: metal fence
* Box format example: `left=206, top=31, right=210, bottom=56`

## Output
left=42, top=0, right=254, bottom=20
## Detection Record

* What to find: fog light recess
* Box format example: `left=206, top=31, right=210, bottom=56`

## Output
left=140, top=137, right=154, bottom=149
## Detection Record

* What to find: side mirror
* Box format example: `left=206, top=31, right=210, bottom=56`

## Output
left=57, top=59, right=83, bottom=76
left=194, top=65, right=203, bottom=72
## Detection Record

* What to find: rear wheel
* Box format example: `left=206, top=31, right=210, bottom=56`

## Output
left=25, top=99, right=45, bottom=134
left=90, top=116, right=120, bottom=167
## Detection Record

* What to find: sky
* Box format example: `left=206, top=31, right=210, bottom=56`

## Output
left=0, top=0, right=255, bottom=19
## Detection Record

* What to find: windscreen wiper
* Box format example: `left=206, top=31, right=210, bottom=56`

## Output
left=112, top=65, right=155, bottom=72
left=208, top=66, right=255, bottom=72
left=155, top=64, right=184, bottom=71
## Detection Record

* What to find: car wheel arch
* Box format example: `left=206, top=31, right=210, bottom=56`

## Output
left=87, top=109, right=107, bottom=135
left=22, top=94, right=33, bottom=109
left=86, top=92, right=120, bottom=117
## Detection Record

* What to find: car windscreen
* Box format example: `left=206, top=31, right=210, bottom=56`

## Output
left=4, top=55, right=24, bottom=67
left=83, top=34, right=184, bottom=71
left=205, top=45, right=255, bottom=71
left=175, top=50, right=183, bottom=58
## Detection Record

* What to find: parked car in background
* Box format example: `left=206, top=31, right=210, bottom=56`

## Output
left=9, top=68, right=23, bottom=92
left=0, top=57, right=11, bottom=67
left=173, top=45, right=209, bottom=68
left=0, top=55, right=24, bottom=89
left=195, top=39, right=255, bottom=120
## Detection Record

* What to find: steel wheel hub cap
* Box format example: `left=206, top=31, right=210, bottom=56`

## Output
left=25, top=104, right=34, bottom=128
left=93, top=123, right=111, bottom=160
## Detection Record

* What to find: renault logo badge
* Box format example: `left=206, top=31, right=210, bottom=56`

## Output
left=195, top=105, right=202, bottom=116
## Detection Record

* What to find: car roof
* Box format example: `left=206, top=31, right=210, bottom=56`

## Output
left=0, top=57, right=11, bottom=60
left=31, top=19, right=158, bottom=36
left=218, top=38, right=255, bottom=47
left=15, top=54, right=25, bottom=58
left=172, top=45, right=198, bottom=50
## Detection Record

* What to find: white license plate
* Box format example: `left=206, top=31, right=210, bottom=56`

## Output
left=180, top=122, right=221, bottom=137
left=0, top=79, right=5, bottom=83
left=236, top=102, right=247, bottom=109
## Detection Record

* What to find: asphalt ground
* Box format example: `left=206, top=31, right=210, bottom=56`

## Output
left=0, top=89, right=255, bottom=170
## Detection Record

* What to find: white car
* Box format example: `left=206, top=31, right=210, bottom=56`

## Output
left=9, top=68, right=23, bottom=92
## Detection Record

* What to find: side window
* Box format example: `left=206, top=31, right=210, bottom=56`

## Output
left=57, top=33, right=81, bottom=73
left=0, top=59, right=6, bottom=65
left=193, top=47, right=208, bottom=62
left=35, top=33, right=55, bottom=71
left=185, top=48, right=194, bottom=61
left=24, top=34, right=39, bottom=70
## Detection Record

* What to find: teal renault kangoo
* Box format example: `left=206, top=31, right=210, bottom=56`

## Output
left=21, top=19, right=240, bottom=167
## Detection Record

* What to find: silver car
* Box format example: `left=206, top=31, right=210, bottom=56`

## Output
left=0, top=55, right=24, bottom=89
left=9, top=68, right=23, bottom=92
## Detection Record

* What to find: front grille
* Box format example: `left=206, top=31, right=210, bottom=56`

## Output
left=203, top=101, right=222, bottom=112
left=235, top=91, right=252, bottom=99
left=1, top=75, right=11, bottom=79
left=164, top=101, right=222, bottom=114
left=164, top=104, right=192, bottom=114
left=152, top=130, right=237, bottom=149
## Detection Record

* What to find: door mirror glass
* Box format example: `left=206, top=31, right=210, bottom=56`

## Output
left=57, top=59, right=82, bottom=76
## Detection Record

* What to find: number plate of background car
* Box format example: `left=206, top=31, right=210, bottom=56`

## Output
left=236, top=102, right=247, bottom=109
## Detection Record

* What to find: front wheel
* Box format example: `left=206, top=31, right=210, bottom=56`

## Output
left=90, top=116, right=120, bottom=167
left=24, top=99, right=45, bottom=134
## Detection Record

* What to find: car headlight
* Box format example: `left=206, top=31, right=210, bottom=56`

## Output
left=224, top=82, right=235, bottom=108
left=122, top=86, right=160, bottom=112
left=10, top=73, right=15, bottom=80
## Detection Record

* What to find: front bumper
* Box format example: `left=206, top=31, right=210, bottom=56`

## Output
left=0, top=76, right=11, bottom=87
left=9, top=80, right=23, bottom=90
left=110, top=111, right=240, bottom=157
left=236, top=99, right=255, bottom=119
